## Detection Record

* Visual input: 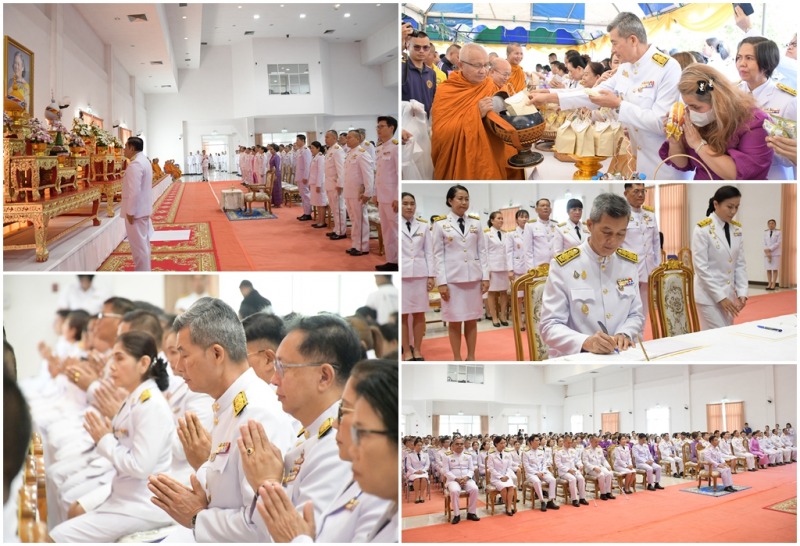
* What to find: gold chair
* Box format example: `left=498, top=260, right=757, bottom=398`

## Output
left=683, top=443, right=699, bottom=478
left=696, top=445, right=720, bottom=489
left=510, top=264, right=550, bottom=361
left=678, top=247, right=693, bottom=271
left=427, top=286, right=443, bottom=326
left=648, top=258, right=701, bottom=339
left=443, top=489, right=471, bottom=521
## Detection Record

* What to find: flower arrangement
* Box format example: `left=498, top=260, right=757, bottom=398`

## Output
left=50, top=119, right=68, bottom=134
left=67, top=131, right=85, bottom=147
left=27, top=117, right=53, bottom=144
left=95, top=130, right=112, bottom=147
left=72, top=118, right=93, bottom=137
left=111, top=136, right=122, bottom=148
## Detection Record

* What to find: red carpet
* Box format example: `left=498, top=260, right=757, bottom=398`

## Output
left=151, top=181, right=184, bottom=223
left=403, top=464, right=797, bottom=542
left=173, top=181, right=385, bottom=271
left=422, top=290, right=797, bottom=361
left=97, top=251, right=217, bottom=271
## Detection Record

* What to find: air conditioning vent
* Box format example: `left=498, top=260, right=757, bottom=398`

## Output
left=244, top=31, right=255, bottom=36
left=161, top=85, right=172, bottom=88
left=323, top=29, right=335, bottom=34
left=127, top=14, right=148, bottom=23
left=150, top=61, right=163, bottom=65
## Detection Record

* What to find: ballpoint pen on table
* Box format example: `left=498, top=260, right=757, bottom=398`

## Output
left=596, top=321, right=619, bottom=354
left=757, top=325, right=783, bottom=333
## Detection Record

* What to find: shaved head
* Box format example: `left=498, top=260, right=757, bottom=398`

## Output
left=490, top=58, right=512, bottom=87
left=507, top=43, right=524, bottom=66
left=458, top=43, right=490, bottom=84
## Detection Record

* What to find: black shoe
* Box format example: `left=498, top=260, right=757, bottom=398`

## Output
left=546, top=500, right=559, bottom=510
left=330, top=234, right=347, bottom=240
left=572, top=500, right=580, bottom=507
left=312, top=224, right=328, bottom=228
left=349, top=250, right=367, bottom=256
left=600, top=493, right=608, bottom=500
left=451, top=515, right=460, bottom=524
left=297, top=214, right=313, bottom=221
left=540, top=502, right=547, bottom=512
left=506, top=510, right=513, bottom=517
left=346, top=248, right=363, bottom=255
left=466, top=513, right=480, bottom=521
left=512, top=508, right=517, bottom=514
left=654, top=483, right=665, bottom=490
left=492, top=321, right=501, bottom=328
left=673, top=473, right=679, bottom=478
left=724, top=486, right=736, bottom=492
left=325, top=232, right=336, bottom=237
left=607, top=493, right=616, bottom=499
left=647, top=485, right=655, bottom=491
left=375, top=263, right=398, bottom=271
left=500, top=320, right=509, bottom=326
left=415, top=499, right=422, bottom=504
left=579, top=498, right=589, bottom=505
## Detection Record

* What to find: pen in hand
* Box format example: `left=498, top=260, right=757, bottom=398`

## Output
left=597, top=321, right=619, bottom=354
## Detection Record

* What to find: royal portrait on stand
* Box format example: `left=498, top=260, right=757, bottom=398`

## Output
left=4, top=35, right=34, bottom=116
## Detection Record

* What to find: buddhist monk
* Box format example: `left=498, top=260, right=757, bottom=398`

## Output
left=431, top=43, right=506, bottom=180
left=490, top=58, right=524, bottom=180
left=507, top=43, right=527, bottom=93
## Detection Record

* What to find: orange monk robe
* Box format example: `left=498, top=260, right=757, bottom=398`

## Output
left=431, top=72, right=506, bottom=180
left=508, top=65, right=527, bottom=94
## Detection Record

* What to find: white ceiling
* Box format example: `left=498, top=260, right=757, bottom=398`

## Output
left=73, top=2, right=396, bottom=95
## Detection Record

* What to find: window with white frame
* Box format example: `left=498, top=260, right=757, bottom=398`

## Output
left=268, top=64, right=310, bottom=95
left=646, top=407, right=670, bottom=435
left=446, top=364, right=484, bottom=384
left=570, top=414, right=584, bottom=434
left=439, top=414, right=481, bottom=436
left=508, top=415, right=528, bottom=435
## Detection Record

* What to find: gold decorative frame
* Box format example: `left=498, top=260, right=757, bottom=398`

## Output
left=4, top=35, right=34, bottom=116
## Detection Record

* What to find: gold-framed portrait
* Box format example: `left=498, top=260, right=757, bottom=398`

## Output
left=4, top=35, right=34, bottom=116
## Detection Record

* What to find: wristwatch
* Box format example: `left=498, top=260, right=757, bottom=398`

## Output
left=191, top=514, right=197, bottom=529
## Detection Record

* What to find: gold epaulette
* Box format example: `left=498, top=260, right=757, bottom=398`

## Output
left=468, top=213, right=480, bottom=220
left=484, top=227, right=491, bottom=233
left=528, top=219, right=537, bottom=223
left=139, top=389, right=151, bottom=403
left=522, top=446, right=531, bottom=452
left=365, top=141, right=372, bottom=147
left=318, top=417, right=334, bottom=439
left=233, top=391, right=248, bottom=417
left=445, top=450, right=453, bottom=455
left=731, top=219, right=742, bottom=228
left=652, top=52, right=668, bottom=67
left=557, top=222, right=566, bottom=227
left=697, top=217, right=712, bottom=227
left=616, top=248, right=638, bottom=263
left=392, top=138, right=399, bottom=145
left=555, top=247, right=580, bottom=266
left=777, top=83, right=797, bottom=96
left=433, top=215, right=446, bottom=222
left=297, top=427, right=306, bottom=438
left=358, top=147, right=365, bottom=152
left=643, top=205, right=655, bottom=213
left=489, top=448, right=496, bottom=454
left=416, top=216, right=428, bottom=223
left=504, top=447, right=514, bottom=452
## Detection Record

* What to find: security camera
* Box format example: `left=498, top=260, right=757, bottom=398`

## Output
left=684, top=405, right=689, bottom=410
left=767, top=399, right=773, bottom=404
left=286, top=34, right=290, bottom=38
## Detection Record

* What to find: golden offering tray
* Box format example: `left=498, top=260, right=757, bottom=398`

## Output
left=569, top=155, right=608, bottom=180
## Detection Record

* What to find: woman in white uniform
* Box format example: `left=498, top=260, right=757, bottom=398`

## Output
left=400, top=192, right=433, bottom=361
left=404, top=437, right=430, bottom=503
left=488, top=436, right=517, bottom=516
left=612, top=436, right=636, bottom=494
left=763, top=219, right=781, bottom=290
left=735, top=37, right=797, bottom=180
left=484, top=211, right=512, bottom=328
left=691, top=185, right=748, bottom=330
left=49, top=331, right=174, bottom=542
left=731, top=430, right=756, bottom=471
left=308, top=141, right=329, bottom=229
left=431, top=185, right=489, bottom=361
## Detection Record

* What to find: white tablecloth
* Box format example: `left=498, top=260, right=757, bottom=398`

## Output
left=547, top=314, right=797, bottom=363
left=524, top=149, right=612, bottom=180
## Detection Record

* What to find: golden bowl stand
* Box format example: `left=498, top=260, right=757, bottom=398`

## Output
left=569, top=155, right=608, bottom=180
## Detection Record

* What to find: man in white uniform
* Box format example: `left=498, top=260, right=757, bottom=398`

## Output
left=522, top=435, right=560, bottom=511
left=375, top=116, right=399, bottom=271
left=582, top=436, right=615, bottom=500
left=324, top=130, right=347, bottom=241
left=763, top=219, right=781, bottom=290
left=658, top=432, right=684, bottom=477
left=704, top=435, right=735, bottom=492
left=621, top=183, right=661, bottom=320
left=443, top=437, right=480, bottom=524
left=555, top=437, right=588, bottom=507
left=540, top=193, right=645, bottom=358
left=343, top=130, right=375, bottom=256
left=524, top=198, right=562, bottom=268
left=121, top=137, right=153, bottom=271
left=632, top=433, right=663, bottom=490
left=293, top=135, right=313, bottom=220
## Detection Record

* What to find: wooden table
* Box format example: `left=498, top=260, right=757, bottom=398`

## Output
left=90, top=179, right=123, bottom=217
left=7, top=155, right=59, bottom=201
left=3, top=186, right=101, bottom=262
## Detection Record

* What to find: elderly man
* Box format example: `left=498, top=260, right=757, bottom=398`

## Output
left=522, top=435, right=560, bottom=511
left=506, top=43, right=527, bottom=93
left=632, top=433, right=663, bottom=491
left=621, top=182, right=661, bottom=320
left=555, top=437, right=588, bottom=507
left=705, top=435, right=736, bottom=492
left=121, top=136, right=153, bottom=271
left=431, top=43, right=506, bottom=180
left=582, top=436, right=615, bottom=500
left=540, top=193, right=645, bottom=357
left=524, top=198, right=562, bottom=268
left=149, top=298, right=297, bottom=543
left=443, top=437, right=480, bottom=524
left=343, top=130, right=375, bottom=256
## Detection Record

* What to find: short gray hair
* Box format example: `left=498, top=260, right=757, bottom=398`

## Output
left=589, top=193, right=631, bottom=222
left=607, top=12, right=647, bottom=45
left=173, top=297, right=247, bottom=363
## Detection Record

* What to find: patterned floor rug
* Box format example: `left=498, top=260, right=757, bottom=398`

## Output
left=112, top=223, right=212, bottom=254
left=151, top=181, right=184, bottom=223
left=224, top=208, right=278, bottom=221
left=97, top=251, right=217, bottom=271
left=764, top=497, right=797, bottom=515
left=679, top=484, right=752, bottom=497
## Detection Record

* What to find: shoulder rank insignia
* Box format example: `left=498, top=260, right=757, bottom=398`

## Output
left=528, top=219, right=537, bottom=223
left=391, top=138, right=398, bottom=145
left=365, top=141, right=372, bottom=147
left=344, top=496, right=360, bottom=511
left=233, top=391, right=248, bottom=417
left=523, top=446, right=530, bottom=451
left=504, top=447, right=514, bottom=452
left=318, top=417, right=334, bottom=439
left=433, top=215, right=446, bottom=222
left=730, top=219, right=742, bottom=228
left=445, top=450, right=453, bottom=455
left=489, top=448, right=496, bottom=454
left=652, top=52, right=668, bottom=67
left=468, top=213, right=480, bottom=220
left=557, top=222, right=566, bottom=227
left=697, top=217, right=712, bottom=227
left=483, top=227, right=491, bottom=233
left=643, top=205, right=655, bottom=213
left=139, top=389, right=151, bottom=403
left=555, top=247, right=580, bottom=266
left=616, top=248, right=638, bottom=263
left=296, top=427, right=306, bottom=438
left=358, top=146, right=365, bottom=152
left=416, top=216, right=428, bottom=223
left=777, top=83, right=797, bottom=96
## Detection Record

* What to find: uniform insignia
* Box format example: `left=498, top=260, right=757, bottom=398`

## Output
left=730, top=220, right=742, bottom=228
left=426, top=79, right=433, bottom=89
left=652, top=53, right=668, bottom=67
left=573, top=271, right=580, bottom=279
left=217, top=441, right=231, bottom=455
left=391, top=138, right=398, bottom=145
left=528, top=219, right=537, bottom=223
left=318, top=417, right=334, bottom=439
left=344, top=497, right=360, bottom=510
left=113, top=428, right=129, bottom=438
left=284, top=452, right=305, bottom=483
left=358, top=147, right=365, bottom=152
left=617, top=277, right=635, bottom=290
left=555, top=247, right=580, bottom=266
left=557, top=222, right=566, bottom=227
left=483, top=227, right=491, bottom=233
left=233, top=391, right=248, bottom=417
left=777, top=83, right=796, bottom=96
left=365, top=141, right=372, bottom=147
left=468, top=213, right=480, bottom=220
left=416, top=216, right=428, bottom=223
left=581, top=304, right=589, bottom=315
left=642, top=205, right=655, bottom=212
left=296, top=427, right=306, bottom=438
left=504, top=447, right=514, bottom=452
left=581, top=270, right=587, bottom=280
left=433, top=215, right=446, bottom=222
left=622, top=70, right=629, bottom=78
left=139, top=389, right=151, bottom=403
left=697, top=217, right=712, bottom=227
left=445, top=450, right=453, bottom=455
left=616, top=248, right=638, bottom=263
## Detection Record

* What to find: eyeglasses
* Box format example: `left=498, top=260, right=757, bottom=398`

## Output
left=247, top=349, right=267, bottom=359
left=411, top=44, right=431, bottom=52
left=461, top=60, right=491, bottom=70
left=492, top=69, right=511, bottom=78
left=96, top=312, right=122, bottom=320
left=351, top=425, right=391, bottom=446
left=629, top=189, right=647, bottom=196
left=274, top=358, right=329, bottom=377
left=337, top=401, right=355, bottom=424
left=787, top=41, right=797, bottom=48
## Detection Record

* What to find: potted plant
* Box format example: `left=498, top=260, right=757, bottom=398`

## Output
left=95, top=128, right=112, bottom=154
left=68, top=132, right=85, bottom=155
left=73, top=118, right=94, bottom=152
left=27, top=117, right=53, bottom=155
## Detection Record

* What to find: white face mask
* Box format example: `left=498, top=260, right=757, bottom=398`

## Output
left=689, top=108, right=716, bottom=127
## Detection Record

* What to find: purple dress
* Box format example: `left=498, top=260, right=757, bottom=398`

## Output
left=270, top=153, right=282, bottom=206
left=658, top=108, right=773, bottom=180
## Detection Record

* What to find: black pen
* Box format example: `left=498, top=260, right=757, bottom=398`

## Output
left=597, top=321, right=620, bottom=354
left=757, top=325, right=783, bottom=333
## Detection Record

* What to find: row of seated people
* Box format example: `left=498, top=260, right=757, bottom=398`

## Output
left=402, top=428, right=796, bottom=522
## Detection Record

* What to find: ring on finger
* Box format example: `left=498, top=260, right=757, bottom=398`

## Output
left=246, top=447, right=254, bottom=456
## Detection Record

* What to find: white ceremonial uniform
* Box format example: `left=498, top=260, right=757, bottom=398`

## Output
left=486, top=227, right=512, bottom=292
left=581, top=446, right=612, bottom=494
left=771, top=434, right=792, bottom=462
left=612, top=445, right=635, bottom=474
left=758, top=436, right=780, bottom=465
left=376, top=139, right=399, bottom=264
left=405, top=450, right=430, bottom=481
left=658, top=440, right=684, bottom=475
left=294, top=146, right=313, bottom=215
left=621, top=205, right=661, bottom=320
left=201, top=154, right=209, bottom=180
left=703, top=445, right=733, bottom=487
left=632, top=442, right=661, bottom=485
left=186, top=154, right=193, bottom=175
left=691, top=213, right=748, bottom=330
left=522, top=447, right=556, bottom=503
left=234, top=152, right=240, bottom=175
left=780, top=434, right=797, bottom=460
left=121, top=151, right=153, bottom=271
left=364, top=503, right=398, bottom=542
left=432, top=212, right=490, bottom=323
left=167, top=376, right=214, bottom=485
left=558, top=220, right=589, bottom=250
left=163, top=368, right=296, bottom=543
left=487, top=450, right=516, bottom=490
left=49, top=380, right=174, bottom=542
left=524, top=217, right=562, bottom=268
left=763, top=228, right=781, bottom=271
left=555, top=447, right=585, bottom=501
left=540, top=239, right=644, bottom=357
left=402, top=217, right=433, bottom=314
left=507, top=226, right=528, bottom=276
left=290, top=480, right=389, bottom=543
left=363, top=140, right=377, bottom=163
left=308, top=153, right=328, bottom=207
left=324, top=143, right=347, bottom=236
left=738, top=79, right=797, bottom=180
left=731, top=437, right=755, bottom=470
left=343, top=146, right=375, bottom=253
left=558, top=44, right=683, bottom=180
left=443, top=451, right=479, bottom=518
left=719, top=438, right=737, bottom=462
left=253, top=152, right=266, bottom=185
